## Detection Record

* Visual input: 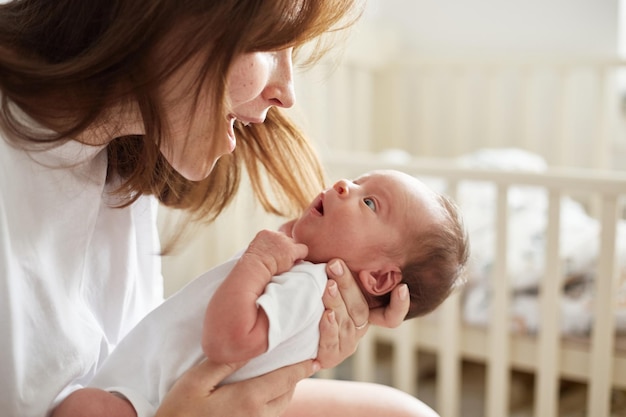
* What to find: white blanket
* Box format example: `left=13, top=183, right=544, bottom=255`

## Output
left=419, top=148, right=626, bottom=335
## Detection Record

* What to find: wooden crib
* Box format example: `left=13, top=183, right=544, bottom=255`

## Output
left=291, top=55, right=626, bottom=417
left=160, top=53, right=626, bottom=417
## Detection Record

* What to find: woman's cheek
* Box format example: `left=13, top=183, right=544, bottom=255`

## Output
left=227, top=54, right=270, bottom=106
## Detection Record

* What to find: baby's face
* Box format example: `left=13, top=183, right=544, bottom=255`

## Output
left=292, top=170, right=444, bottom=270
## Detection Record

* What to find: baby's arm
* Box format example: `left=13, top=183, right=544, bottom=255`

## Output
left=202, top=230, right=308, bottom=364
left=51, top=388, right=136, bottom=417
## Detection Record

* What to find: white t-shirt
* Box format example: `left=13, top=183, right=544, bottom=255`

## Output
left=0, top=135, right=163, bottom=416
left=88, top=258, right=327, bottom=417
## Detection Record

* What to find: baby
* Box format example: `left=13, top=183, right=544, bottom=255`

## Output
left=58, top=169, right=469, bottom=416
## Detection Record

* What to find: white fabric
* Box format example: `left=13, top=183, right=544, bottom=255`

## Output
left=0, top=135, right=164, bottom=416
left=88, top=259, right=327, bottom=416
left=445, top=148, right=626, bottom=335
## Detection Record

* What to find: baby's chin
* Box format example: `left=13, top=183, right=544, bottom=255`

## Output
left=291, top=224, right=343, bottom=264
left=304, top=248, right=352, bottom=267
left=296, top=243, right=328, bottom=264
left=303, top=253, right=326, bottom=264
left=290, top=221, right=308, bottom=245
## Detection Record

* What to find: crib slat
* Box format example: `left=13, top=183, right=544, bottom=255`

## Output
left=350, top=66, right=375, bottom=152
left=353, top=327, right=376, bottom=382
left=450, top=67, right=470, bottom=156
left=552, top=69, right=569, bottom=167
left=393, top=320, right=418, bottom=395
left=518, top=67, right=534, bottom=153
left=377, top=66, right=412, bottom=152
left=486, top=184, right=511, bottom=417
left=588, top=194, right=619, bottom=417
left=328, top=65, right=352, bottom=151
left=436, top=180, right=462, bottom=417
left=437, top=291, right=462, bottom=417
left=483, top=68, right=498, bottom=150
left=534, top=190, right=562, bottom=417
left=592, top=67, right=617, bottom=170
left=413, top=66, right=437, bottom=156
left=293, top=64, right=331, bottom=150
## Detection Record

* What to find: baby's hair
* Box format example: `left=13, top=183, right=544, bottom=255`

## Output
left=400, top=193, right=470, bottom=320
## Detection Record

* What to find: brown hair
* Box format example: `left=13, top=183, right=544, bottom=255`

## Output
left=0, top=0, right=364, bottom=224
left=399, top=193, right=470, bottom=320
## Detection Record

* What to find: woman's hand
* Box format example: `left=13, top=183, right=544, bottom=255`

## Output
left=368, top=282, right=410, bottom=328
left=156, top=358, right=319, bottom=417
left=316, top=259, right=410, bottom=369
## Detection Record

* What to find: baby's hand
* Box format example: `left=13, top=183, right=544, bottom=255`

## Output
left=243, top=230, right=308, bottom=277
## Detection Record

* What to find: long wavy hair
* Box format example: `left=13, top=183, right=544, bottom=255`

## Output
left=0, top=0, right=364, bottom=229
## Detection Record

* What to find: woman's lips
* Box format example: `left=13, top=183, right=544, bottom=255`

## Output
left=227, top=114, right=260, bottom=153
left=227, top=116, right=236, bottom=153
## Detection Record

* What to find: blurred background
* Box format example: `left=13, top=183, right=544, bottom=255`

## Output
left=358, top=0, right=620, bottom=60
left=160, top=2, right=626, bottom=416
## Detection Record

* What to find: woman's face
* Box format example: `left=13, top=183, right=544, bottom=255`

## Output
left=160, top=48, right=296, bottom=180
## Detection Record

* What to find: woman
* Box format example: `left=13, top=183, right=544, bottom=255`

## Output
left=0, top=1, right=437, bottom=416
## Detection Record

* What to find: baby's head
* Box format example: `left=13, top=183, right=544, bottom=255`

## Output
left=292, top=169, right=469, bottom=320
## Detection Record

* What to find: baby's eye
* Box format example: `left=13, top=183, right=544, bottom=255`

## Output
left=363, top=197, right=376, bottom=211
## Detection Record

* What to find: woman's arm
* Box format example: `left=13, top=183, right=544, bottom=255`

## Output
left=53, top=354, right=320, bottom=417
left=156, top=358, right=319, bottom=417
left=202, top=230, right=308, bottom=364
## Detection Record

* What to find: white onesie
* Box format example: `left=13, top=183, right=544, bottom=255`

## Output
left=88, top=257, right=327, bottom=417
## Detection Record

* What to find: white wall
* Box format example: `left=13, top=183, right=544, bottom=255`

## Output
left=357, top=0, right=620, bottom=60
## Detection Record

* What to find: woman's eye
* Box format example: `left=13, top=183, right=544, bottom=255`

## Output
left=363, top=197, right=376, bottom=211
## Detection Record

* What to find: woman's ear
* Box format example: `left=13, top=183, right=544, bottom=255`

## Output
left=358, top=266, right=403, bottom=296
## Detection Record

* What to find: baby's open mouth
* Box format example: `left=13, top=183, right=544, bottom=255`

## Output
left=313, top=195, right=324, bottom=215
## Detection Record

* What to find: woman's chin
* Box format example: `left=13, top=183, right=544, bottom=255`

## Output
left=171, top=158, right=219, bottom=182
left=162, top=149, right=226, bottom=181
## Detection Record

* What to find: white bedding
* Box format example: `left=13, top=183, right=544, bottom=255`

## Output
left=420, top=148, right=626, bottom=336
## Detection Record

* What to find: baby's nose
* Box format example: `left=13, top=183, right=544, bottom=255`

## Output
left=333, top=179, right=350, bottom=197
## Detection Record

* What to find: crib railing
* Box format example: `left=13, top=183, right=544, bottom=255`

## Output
left=292, top=58, right=626, bottom=171
left=321, top=152, right=626, bottom=417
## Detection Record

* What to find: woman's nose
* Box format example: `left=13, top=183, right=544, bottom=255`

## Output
left=333, top=179, right=351, bottom=197
left=263, top=49, right=296, bottom=108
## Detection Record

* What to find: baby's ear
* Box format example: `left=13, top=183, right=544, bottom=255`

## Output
left=358, top=266, right=402, bottom=296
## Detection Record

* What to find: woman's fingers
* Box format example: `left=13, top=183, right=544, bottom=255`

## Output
left=155, top=360, right=241, bottom=417
left=157, top=359, right=318, bottom=417
left=229, top=360, right=318, bottom=417
left=317, top=259, right=369, bottom=369
left=186, top=358, right=246, bottom=391
left=251, top=360, right=317, bottom=399
left=368, top=283, right=410, bottom=328
left=316, top=308, right=340, bottom=369
left=325, top=259, right=369, bottom=328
